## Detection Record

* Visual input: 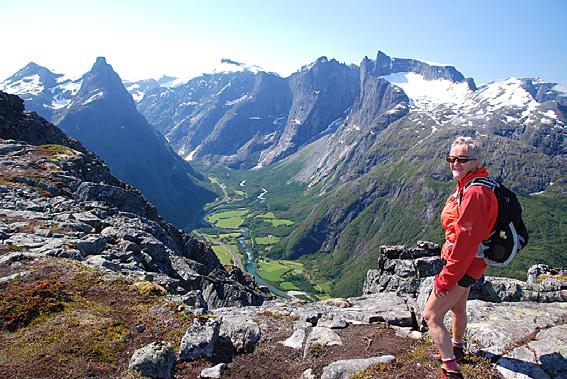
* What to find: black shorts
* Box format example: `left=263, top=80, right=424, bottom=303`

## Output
left=457, top=274, right=483, bottom=288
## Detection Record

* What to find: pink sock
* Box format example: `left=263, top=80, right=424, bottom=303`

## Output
left=452, top=340, right=464, bottom=348
left=442, top=357, right=459, bottom=371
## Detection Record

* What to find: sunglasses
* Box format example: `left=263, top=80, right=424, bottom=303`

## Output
left=446, top=156, right=477, bottom=163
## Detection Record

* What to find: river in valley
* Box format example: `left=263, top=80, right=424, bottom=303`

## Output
left=237, top=235, right=288, bottom=298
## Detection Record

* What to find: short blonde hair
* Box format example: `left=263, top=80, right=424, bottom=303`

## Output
left=451, top=136, right=481, bottom=161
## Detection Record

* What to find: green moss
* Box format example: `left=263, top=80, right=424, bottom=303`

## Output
left=36, top=144, right=81, bottom=160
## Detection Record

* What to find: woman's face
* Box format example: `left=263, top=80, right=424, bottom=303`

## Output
left=449, top=145, right=479, bottom=181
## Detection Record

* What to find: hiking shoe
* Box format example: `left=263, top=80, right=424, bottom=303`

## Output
left=439, top=367, right=464, bottom=379
left=434, top=346, right=465, bottom=363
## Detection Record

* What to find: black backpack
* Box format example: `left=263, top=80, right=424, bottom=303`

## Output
left=460, top=177, right=529, bottom=266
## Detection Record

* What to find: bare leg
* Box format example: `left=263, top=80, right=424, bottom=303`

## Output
left=451, top=287, right=470, bottom=344
left=423, top=285, right=469, bottom=360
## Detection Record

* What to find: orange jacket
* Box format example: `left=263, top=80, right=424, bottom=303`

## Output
left=434, top=167, right=498, bottom=292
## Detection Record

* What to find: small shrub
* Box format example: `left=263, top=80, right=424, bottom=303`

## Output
left=350, top=363, right=393, bottom=379
left=307, top=343, right=325, bottom=358
left=0, top=280, right=68, bottom=331
left=537, top=274, right=567, bottom=282
left=133, top=281, right=167, bottom=296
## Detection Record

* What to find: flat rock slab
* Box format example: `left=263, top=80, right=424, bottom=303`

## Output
left=321, top=355, right=396, bottom=379
left=341, top=292, right=413, bottom=326
left=496, top=324, right=567, bottom=379
left=465, top=300, right=567, bottom=357
left=219, top=315, right=261, bottom=353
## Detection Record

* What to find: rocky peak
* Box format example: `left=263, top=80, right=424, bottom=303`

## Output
left=520, top=77, right=567, bottom=106
left=257, top=57, right=359, bottom=165
left=373, top=50, right=476, bottom=90
left=7, top=61, right=61, bottom=86
left=72, top=56, right=134, bottom=109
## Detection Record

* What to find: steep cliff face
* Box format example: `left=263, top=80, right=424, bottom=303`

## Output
left=257, top=57, right=360, bottom=166
left=193, top=72, right=293, bottom=168
left=0, top=91, right=270, bottom=308
left=135, top=58, right=361, bottom=169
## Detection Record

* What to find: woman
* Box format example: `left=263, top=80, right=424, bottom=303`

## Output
left=423, top=136, right=498, bottom=379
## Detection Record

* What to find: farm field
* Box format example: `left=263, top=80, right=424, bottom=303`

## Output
left=212, top=245, right=236, bottom=265
left=207, top=209, right=249, bottom=229
left=255, top=235, right=280, bottom=245
left=257, top=260, right=302, bottom=290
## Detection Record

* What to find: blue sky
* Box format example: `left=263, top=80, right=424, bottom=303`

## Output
left=1, top=0, right=565, bottom=85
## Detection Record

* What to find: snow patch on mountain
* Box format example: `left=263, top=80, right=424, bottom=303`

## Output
left=552, top=83, right=567, bottom=94
left=159, top=77, right=187, bottom=88
left=380, top=72, right=472, bottom=110
left=474, top=78, right=534, bottom=108
left=82, top=91, right=104, bottom=105
left=458, top=77, right=542, bottom=122
left=51, top=79, right=82, bottom=109
left=0, top=74, right=43, bottom=96
left=225, top=94, right=248, bottom=106
left=184, top=146, right=200, bottom=161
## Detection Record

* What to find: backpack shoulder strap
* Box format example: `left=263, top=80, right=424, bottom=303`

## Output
left=459, top=177, right=498, bottom=206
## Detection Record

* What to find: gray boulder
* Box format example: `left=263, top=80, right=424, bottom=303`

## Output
left=128, top=341, right=175, bottom=379
left=320, top=355, right=396, bottom=379
left=70, top=236, right=107, bottom=256
left=303, top=327, right=342, bottom=358
left=179, top=318, right=220, bottom=361
left=84, top=255, right=120, bottom=271
left=219, top=315, right=261, bottom=353
left=328, top=315, right=348, bottom=329
left=344, top=292, right=413, bottom=326
left=200, top=363, right=227, bottom=378
left=363, top=244, right=442, bottom=297
left=278, top=328, right=306, bottom=349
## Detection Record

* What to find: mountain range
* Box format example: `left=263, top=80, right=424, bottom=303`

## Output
left=1, top=51, right=565, bottom=296
left=1, top=58, right=215, bottom=230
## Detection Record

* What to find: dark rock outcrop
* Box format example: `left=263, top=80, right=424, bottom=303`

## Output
left=364, top=243, right=567, bottom=303
left=363, top=242, right=444, bottom=296
left=0, top=92, right=83, bottom=150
